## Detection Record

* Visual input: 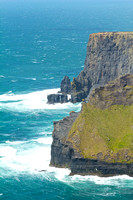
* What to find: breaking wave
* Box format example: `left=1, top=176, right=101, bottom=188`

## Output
left=0, top=89, right=81, bottom=112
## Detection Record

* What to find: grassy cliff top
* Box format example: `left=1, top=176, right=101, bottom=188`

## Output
left=67, top=75, right=133, bottom=163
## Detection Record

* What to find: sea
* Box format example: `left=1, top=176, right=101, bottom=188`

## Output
left=0, top=0, right=133, bottom=199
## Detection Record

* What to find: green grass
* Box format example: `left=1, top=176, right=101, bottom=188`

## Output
left=68, top=103, right=133, bottom=163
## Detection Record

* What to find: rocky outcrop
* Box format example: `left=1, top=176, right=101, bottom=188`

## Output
left=89, top=74, right=133, bottom=109
left=50, top=74, right=133, bottom=176
left=61, top=76, right=71, bottom=94
left=47, top=93, right=68, bottom=104
left=47, top=76, right=71, bottom=104
left=71, top=32, right=133, bottom=102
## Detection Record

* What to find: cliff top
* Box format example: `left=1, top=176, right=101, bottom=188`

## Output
left=90, top=32, right=133, bottom=37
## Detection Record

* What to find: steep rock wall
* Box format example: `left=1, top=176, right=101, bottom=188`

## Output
left=71, top=32, right=133, bottom=102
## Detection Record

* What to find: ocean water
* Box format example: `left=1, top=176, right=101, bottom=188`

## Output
left=0, top=0, right=133, bottom=199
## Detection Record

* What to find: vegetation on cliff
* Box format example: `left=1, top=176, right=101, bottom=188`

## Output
left=68, top=103, right=133, bottom=163
left=68, top=75, right=133, bottom=163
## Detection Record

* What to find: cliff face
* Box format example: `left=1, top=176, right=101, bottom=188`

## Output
left=50, top=111, right=80, bottom=168
left=50, top=74, right=133, bottom=176
left=71, top=32, right=133, bottom=102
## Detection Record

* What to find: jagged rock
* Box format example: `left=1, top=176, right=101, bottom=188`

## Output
left=47, top=93, right=68, bottom=104
left=60, top=76, right=71, bottom=94
left=71, top=32, right=133, bottom=102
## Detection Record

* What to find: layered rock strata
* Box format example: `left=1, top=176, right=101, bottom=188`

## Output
left=50, top=74, right=133, bottom=176
left=71, top=32, right=133, bottom=102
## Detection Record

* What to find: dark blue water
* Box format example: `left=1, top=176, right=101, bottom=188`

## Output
left=0, top=0, right=133, bottom=199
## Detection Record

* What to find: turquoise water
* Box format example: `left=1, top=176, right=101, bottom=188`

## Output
left=0, top=0, right=133, bottom=199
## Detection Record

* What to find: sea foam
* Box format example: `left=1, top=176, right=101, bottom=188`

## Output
left=0, top=88, right=81, bottom=112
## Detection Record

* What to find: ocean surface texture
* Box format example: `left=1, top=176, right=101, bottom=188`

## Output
left=0, top=0, right=133, bottom=199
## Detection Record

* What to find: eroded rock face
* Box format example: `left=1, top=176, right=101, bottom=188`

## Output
left=71, top=32, right=133, bottom=102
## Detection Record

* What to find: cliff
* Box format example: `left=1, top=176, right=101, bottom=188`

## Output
left=50, top=74, right=133, bottom=176
left=47, top=32, right=133, bottom=104
left=71, top=32, right=133, bottom=102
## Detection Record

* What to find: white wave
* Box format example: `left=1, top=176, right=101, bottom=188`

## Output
left=23, top=77, right=37, bottom=81
left=0, top=75, right=5, bottom=78
left=6, top=141, right=26, bottom=145
left=34, top=137, right=52, bottom=144
left=0, top=194, right=3, bottom=196
left=68, top=174, right=133, bottom=186
left=0, top=88, right=59, bottom=102
left=48, top=167, right=70, bottom=180
left=11, top=80, right=17, bottom=82
left=0, top=138, right=51, bottom=174
left=0, top=88, right=81, bottom=112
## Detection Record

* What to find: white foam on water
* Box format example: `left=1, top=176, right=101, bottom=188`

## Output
left=1, top=135, right=133, bottom=187
left=34, top=137, right=52, bottom=144
left=6, top=141, right=26, bottom=145
left=0, top=137, right=52, bottom=175
left=0, top=146, right=17, bottom=159
left=0, top=88, right=81, bottom=112
left=48, top=167, right=71, bottom=181
left=67, top=174, right=133, bottom=186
